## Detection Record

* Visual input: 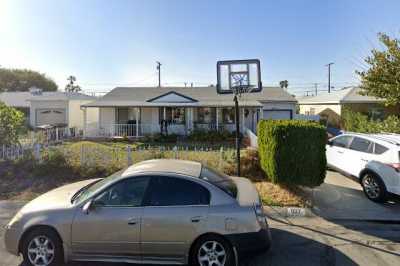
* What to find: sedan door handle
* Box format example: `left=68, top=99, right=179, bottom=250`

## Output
left=128, top=218, right=138, bottom=225
left=337, top=150, right=344, bottom=154
left=361, top=159, right=369, bottom=162
left=191, top=216, right=204, bottom=223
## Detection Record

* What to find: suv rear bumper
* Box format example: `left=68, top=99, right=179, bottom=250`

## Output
left=226, top=228, right=271, bottom=258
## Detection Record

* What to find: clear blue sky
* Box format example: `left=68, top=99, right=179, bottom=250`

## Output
left=1, top=0, right=399, bottom=95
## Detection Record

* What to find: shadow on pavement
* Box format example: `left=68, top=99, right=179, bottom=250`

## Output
left=242, top=228, right=357, bottom=266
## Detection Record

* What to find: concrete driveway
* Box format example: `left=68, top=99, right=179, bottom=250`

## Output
left=311, top=171, right=400, bottom=221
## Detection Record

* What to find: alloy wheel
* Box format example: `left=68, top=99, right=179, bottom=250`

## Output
left=198, top=240, right=226, bottom=266
left=27, top=235, right=55, bottom=266
left=363, top=175, right=380, bottom=199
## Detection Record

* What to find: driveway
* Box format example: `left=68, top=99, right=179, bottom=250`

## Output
left=311, top=171, right=400, bottom=221
left=2, top=201, right=400, bottom=266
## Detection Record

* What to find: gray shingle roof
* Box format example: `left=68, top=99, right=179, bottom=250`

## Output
left=0, top=91, right=95, bottom=107
left=297, top=87, right=384, bottom=104
left=83, top=86, right=297, bottom=107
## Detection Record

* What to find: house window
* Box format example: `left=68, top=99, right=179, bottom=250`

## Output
left=222, top=108, right=235, bottom=124
left=197, top=107, right=215, bottom=123
left=159, top=107, right=185, bottom=124
left=368, top=108, right=385, bottom=121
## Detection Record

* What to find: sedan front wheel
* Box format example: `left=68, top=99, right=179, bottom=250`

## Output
left=22, top=228, right=64, bottom=266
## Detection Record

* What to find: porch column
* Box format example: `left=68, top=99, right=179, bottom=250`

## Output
left=163, top=107, right=166, bottom=120
left=83, top=107, right=87, bottom=138
left=216, top=107, right=219, bottom=131
left=135, top=107, right=139, bottom=137
left=260, top=107, right=264, bottom=119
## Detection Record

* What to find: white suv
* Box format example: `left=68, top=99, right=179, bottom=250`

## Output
left=326, top=133, right=400, bottom=202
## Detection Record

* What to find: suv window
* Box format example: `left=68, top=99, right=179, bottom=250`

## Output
left=331, top=135, right=353, bottom=148
left=349, top=137, right=373, bottom=153
left=374, top=143, right=389, bottom=155
left=94, top=177, right=150, bottom=207
left=146, top=176, right=210, bottom=206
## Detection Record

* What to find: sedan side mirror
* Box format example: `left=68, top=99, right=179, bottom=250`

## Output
left=82, top=200, right=93, bottom=215
left=327, top=140, right=333, bottom=146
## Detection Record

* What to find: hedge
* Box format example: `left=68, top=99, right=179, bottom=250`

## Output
left=257, top=120, right=326, bottom=187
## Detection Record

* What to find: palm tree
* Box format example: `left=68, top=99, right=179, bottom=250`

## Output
left=65, top=75, right=81, bottom=92
left=279, top=80, right=289, bottom=90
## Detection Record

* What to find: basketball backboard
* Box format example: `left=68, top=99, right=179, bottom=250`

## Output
left=216, top=59, right=262, bottom=94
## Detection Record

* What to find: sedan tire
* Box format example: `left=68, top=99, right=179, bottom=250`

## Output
left=191, top=235, right=235, bottom=266
left=22, top=228, right=64, bottom=266
left=361, top=172, right=387, bottom=203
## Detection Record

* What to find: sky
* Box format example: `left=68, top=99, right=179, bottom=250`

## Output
left=0, top=0, right=399, bottom=96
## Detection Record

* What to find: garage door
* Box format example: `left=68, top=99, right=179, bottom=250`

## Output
left=263, top=109, right=292, bottom=120
left=36, top=109, right=66, bottom=126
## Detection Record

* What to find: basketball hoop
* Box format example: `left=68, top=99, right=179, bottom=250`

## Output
left=216, top=59, right=262, bottom=176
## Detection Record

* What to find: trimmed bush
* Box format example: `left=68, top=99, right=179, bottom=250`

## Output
left=257, top=120, right=326, bottom=187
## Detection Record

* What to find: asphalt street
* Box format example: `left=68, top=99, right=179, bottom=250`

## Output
left=1, top=201, right=400, bottom=266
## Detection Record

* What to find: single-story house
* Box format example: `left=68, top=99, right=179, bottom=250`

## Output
left=82, top=86, right=297, bottom=137
left=297, top=86, right=399, bottom=127
left=0, top=87, right=98, bottom=130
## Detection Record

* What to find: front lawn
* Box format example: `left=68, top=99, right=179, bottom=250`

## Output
left=0, top=141, right=309, bottom=207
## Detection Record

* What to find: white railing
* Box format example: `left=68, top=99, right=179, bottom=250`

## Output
left=244, top=127, right=258, bottom=148
left=86, top=122, right=239, bottom=138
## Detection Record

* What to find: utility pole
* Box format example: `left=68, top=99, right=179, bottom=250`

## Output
left=156, top=61, right=162, bottom=87
left=326, top=62, right=334, bottom=93
left=314, top=83, right=318, bottom=96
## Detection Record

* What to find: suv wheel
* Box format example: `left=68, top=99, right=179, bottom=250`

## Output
left=361, top=172, right=387, bottom=203
left=22, top=228, right=64, bottom=266
left=191, top=235, right=235, bottom=266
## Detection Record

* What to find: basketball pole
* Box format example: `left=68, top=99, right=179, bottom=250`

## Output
left=234, top=90, right=241, bottom=177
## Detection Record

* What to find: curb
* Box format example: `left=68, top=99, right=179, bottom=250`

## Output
left=264, top=206, right=316, bottom=219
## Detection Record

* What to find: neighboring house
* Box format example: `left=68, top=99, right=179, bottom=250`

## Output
left=297, top=86, right=399, bottom=127
left=28, top=90, right=98, bottom=130
left=82, top=86, right=297, bottom=137
left=0, top=87, right=98, bottom=130
left=0, top=91, right=32, bottom=122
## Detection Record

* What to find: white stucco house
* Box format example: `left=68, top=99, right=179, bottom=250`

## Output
left=0, top=87, right=98, bottom=130
left=82, top=86, right=297, bottom=138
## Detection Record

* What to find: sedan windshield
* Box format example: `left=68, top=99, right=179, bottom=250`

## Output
left=199, top=166, right=237, bottom=198
left=72, top=169, right=126, bottom=204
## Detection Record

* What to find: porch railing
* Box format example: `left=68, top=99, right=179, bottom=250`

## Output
left=86, top=122, right=239, bottom=138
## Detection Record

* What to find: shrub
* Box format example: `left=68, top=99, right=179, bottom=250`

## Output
left=342, top=108, right=400, bottom=134
left=0, top=101, right=25, bottom=145
left=187, top=129, right=237, bottom=142
left=257, top=120, right=326, bottom=187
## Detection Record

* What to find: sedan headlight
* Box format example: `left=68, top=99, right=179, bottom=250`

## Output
left=6, top=211, right=23, bottom=229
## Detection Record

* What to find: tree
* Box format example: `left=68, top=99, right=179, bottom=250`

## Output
left=0, top=101, right=25, bottom=146
left=65, top=75, right=81, bottom=93
left=357, top=32, right=400, bottom=106
left=279, top=80, right=289, bottom=89
left=0, top=68, right=57, bottom=92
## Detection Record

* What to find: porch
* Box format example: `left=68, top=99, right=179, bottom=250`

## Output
left=84, top=106, right=262, bottom=138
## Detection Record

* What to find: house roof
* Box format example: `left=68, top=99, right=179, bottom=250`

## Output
left=0, top=91, right=95, bottom=107
left=28, top=92, right=95, bottom=101
left=0, top=92, right=31, bottom=107
left=82, top=86, right=297, bottom=108
left=297, top=87, right=385, bottom=105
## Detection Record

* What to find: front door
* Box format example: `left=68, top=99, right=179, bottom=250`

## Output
left=141, top=176, right=210, bottom=264
left=71, top=176, right=151, bottom=259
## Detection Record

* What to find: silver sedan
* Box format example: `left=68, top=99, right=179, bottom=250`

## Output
left=5, top=159, right=271, bottom=266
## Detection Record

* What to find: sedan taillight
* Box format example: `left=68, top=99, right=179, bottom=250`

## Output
left=386, top=163, right=400, bottom=172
